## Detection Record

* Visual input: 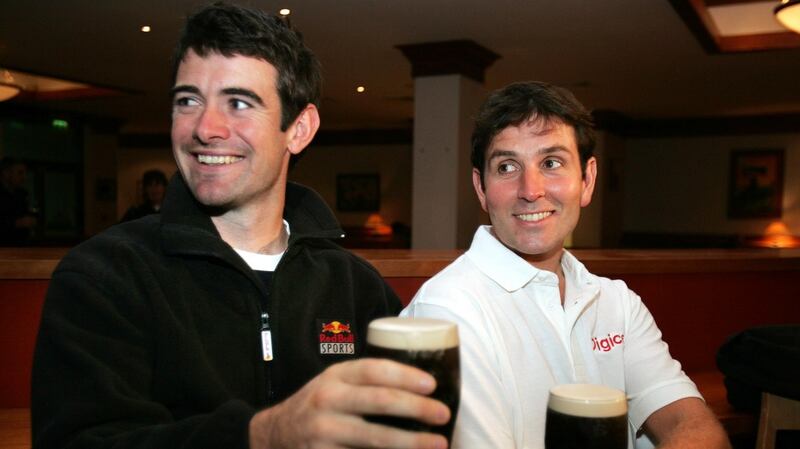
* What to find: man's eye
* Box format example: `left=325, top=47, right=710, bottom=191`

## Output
left=231, top=99, right=251, bottom=110
left=543, top=159, right=563, bottom=169
left=174, top=97, right=199, bottom=107
left=498, top=162, right=519, bottom=174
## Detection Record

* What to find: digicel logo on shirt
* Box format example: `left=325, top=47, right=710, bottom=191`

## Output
left=591, top=333, right=624, bottom=352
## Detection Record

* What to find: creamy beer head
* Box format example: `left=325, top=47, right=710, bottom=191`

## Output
left=548, top=384, right=627, bottom=418
left=367, top=317, right=459, bottom=351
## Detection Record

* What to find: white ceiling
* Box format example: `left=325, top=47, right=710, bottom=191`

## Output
left=1, top=0, right=799, bottom=133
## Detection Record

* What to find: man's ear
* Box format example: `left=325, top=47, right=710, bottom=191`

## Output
left=287, top=104, right=320, bottom=156
left=580, top=156, right=597, bottom=208
left=472, top=168, right=489, bottom=213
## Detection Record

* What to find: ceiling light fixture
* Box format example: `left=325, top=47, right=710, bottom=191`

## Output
left=356, top=86, right=366, bottom=93
left=0, top=70, right=21, bottom=102
left=279, top=8, right=291, bottom=16
left=141, top=25, right=151, bottom=33
left=775, top=0, right=800, bottom=33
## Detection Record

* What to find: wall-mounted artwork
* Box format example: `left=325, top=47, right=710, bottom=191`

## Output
left=337, top=174, right=380, bottom=212
left=728, top=149, right=784, bottom=219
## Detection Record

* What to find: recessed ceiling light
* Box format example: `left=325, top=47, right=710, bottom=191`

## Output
left=356, top=86, right=366, bottom=93
left=141, top=25, right=151, bottom=33
left=279, top=8, right=291, bottom=16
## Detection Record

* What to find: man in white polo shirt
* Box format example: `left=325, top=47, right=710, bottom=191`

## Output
left=402, top=81, right=730, bottom=449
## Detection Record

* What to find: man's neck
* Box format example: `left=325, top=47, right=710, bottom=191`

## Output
left=520, top=248, right=563, bottom=275
left=210, top=188, right=288, bottom=255
left=521, top=248, right=567, bottom=304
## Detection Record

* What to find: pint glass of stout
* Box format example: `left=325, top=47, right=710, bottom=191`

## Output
left=365, top=317, right=460, bottom=442
left=545, top=383, right=628, bottom=449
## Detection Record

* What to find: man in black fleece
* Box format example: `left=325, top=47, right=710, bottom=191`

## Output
left=32, top=3, right=451, bottom=449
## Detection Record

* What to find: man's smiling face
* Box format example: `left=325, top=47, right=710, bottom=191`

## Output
left=171, top=50, right=292, bottom=211
left=472, top=118, right=596, bottom=267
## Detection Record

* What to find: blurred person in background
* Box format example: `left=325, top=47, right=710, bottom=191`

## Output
left=0, top=157, right=37, bottom=245
left=120, top=169, right=168, bottom=222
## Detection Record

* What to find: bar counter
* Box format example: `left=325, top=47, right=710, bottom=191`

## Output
left=3, top=246, right=800, bottom=279
left=354, top=247, right=800, bottom=277
left=4, top=245, right=798, bottom=372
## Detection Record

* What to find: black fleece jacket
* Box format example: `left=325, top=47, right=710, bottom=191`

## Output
left=32, top=176, right=402, bottom=449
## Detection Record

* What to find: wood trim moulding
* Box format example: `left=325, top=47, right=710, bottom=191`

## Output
left=704, top=0, right=766, bottom=5
left=0, top=248, right=68, bottom=280
left=719, top=32, right=800, bottom=52
left=350, top=248, right=800, bottom=277
left=2, top=248, right=800, bottom=280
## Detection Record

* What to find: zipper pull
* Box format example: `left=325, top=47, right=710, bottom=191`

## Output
left=260, top=312, right=273, bottom=362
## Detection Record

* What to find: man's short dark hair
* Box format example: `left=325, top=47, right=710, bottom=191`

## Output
left=471, top=81, right=596, bottom=187
left=172, top=2, right=322, bottom=131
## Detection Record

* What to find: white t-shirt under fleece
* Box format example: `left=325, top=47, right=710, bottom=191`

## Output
left=233, top=220, right=290, bottom=271
left=401, top=226, right=701, bottom=449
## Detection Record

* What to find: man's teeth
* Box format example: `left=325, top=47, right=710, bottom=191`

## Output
left=517, top=211, right=553, bottom=222
left=197, top=154, right=242, bottom=165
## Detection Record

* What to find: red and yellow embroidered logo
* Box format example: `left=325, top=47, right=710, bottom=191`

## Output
left=318, top=320, right=355, bottom=355
left=320, top=321, right=351, bottom=335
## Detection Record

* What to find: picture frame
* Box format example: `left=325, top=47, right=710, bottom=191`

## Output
left=336, top=173, right=380, bottom=212
left=728, top=149, right=784, bottom=219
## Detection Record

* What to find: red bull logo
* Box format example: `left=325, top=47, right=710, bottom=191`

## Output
left=318, top=319, right=355, bottom=355
left=321, top=321, right=351, bottom=334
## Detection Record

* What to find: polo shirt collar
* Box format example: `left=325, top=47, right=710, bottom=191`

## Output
left=466, top=226, right=596, bottom=295
left=466, top=225, right=545, bottom=291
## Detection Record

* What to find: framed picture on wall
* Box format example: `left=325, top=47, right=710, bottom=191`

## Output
left=728, top=149, right=784, bottom=219
left=337, top=173, right=380, bottom=212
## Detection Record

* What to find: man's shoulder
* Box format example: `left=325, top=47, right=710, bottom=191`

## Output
left=291, top=238, right=385, bottom=278
left=414, top=254, right=485, bottom=299
left=564, top=251, right=633, bottom=294
left=56, top=216, right=162, bottom=274
left=403, top=255, right=494, bottom=325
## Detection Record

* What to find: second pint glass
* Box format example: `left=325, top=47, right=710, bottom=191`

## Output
left=545, top=383, right=628, bottom=449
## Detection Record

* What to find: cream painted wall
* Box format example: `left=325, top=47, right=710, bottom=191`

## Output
left=289, top=143, right=412, bottom=228
left=571, top=131, right=626, bottom=248
left=116, top=147, right=177, bottom=220
left=624, top=133, right=800, bottom=237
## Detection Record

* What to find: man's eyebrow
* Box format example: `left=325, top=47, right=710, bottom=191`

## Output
left=487, top=149, right=518, bottom=162
left=168, top=86, right=265, bottom=107
left=221, top=87, right=264, bottom=106
left=170, top=85, right=200, bottom=99
left=487, top=145, right=570, bottom=163
left=538, top=145, right=570, bottom=155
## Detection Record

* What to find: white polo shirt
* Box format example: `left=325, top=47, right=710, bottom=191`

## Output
left=401, top=226, right=701, bottom=449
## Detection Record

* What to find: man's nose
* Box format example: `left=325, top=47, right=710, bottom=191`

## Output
left=518, top=169, right=545, bottom=201
left=193, top=105, right=231, bottom=143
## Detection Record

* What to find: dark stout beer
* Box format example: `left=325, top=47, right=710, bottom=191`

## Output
left=545, top=384, right=628, bottom=449
left=365, top=317, right=460, bottom=442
